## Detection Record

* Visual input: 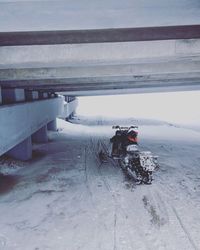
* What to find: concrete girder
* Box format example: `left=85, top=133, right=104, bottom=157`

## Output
left=0, top=58, right=200, bottom=93
left=1, top=60, right=200, bottom=81
left=0, top=73, right=200, bottom=93
left=1, top=25, right=200, bottom=47
left=0, top=39, right=200, bottom=68
left=0, top=32, right=200, bottom=95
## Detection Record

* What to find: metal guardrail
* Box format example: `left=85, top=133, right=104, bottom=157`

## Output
left=0, top=25, right=200, bottom=46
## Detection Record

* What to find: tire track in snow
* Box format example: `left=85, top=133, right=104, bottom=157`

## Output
left=98, top=137, right=199, bottom=250
left=171, top=205, right=198, bottom=250
left=88, top=137, right=119, bottom=250
left=153, top=183, right=200, bottom=250
left=90, top=137, right=153, bottom=250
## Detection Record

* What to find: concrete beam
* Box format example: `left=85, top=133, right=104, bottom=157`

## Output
left=1, top=88, right=25, bottom=104
left=58, top=84, right=200, bottom=96
left=6, top=137, right=32, bottom=161
left=1, top=25, right=200, bottom=46
left=1, top=38, right=200, bottom=95
left=0, top=97, right=63, bottom=156
left=1, top=73, right=200, bottom=93
left=1, top=59, right=200, bottom=80
left=32, top=125, right=48, bottom=143
left=0, top=59, right=200, bottom=92
left=1, top=39, right=200, bottom=68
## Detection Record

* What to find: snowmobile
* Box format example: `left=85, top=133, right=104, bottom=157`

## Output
left=110, top=126, right=158, bottom=184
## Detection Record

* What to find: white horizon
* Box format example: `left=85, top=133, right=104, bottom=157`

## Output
left=77, top=90, right=200, bottom=126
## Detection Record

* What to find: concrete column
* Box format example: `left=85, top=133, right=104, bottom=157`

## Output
left=1, top=88, right=25, bottom=104
left=32, top=125, right=48, bottom=143
left=6, top=137, right=32, bottom=161
left=47, top=120, right=57, bottom=131
left=25, top=90, right=39, bottom=101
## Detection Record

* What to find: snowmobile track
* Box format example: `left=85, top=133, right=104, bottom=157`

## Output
left=89, top=137, right=154, bottom=250
left=154, top=183, right=199, bottom=250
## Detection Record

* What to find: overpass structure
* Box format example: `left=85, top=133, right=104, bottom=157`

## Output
left=0, top=0, right=200, bottom=160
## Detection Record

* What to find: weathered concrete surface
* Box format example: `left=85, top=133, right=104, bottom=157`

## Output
left=1, top=39, right=200, bottom=68
left=0, top=39, right=200, bottom=94
left=1, top=25, right=200, bottom=46
left=0, top=97, right=63, bottom=156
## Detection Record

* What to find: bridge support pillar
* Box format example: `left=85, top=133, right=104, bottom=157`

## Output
left=47, top=120, right=57, bottom=131
left=1, top=88, right=25, bottom=104
left=32, top=125, right=48, bottom=143
left=6, top=137, right=32, bottom=161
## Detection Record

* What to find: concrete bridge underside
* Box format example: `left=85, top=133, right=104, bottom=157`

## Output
left=1, top=0, right=200, bottom=161
left=1, top=26, right=200, bottom=96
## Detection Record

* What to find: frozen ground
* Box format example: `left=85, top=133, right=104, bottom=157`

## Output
left=1, top=117, right=200, bottom=250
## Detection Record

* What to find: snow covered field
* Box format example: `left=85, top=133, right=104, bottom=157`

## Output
left=1, top=117, right=200, bottom=250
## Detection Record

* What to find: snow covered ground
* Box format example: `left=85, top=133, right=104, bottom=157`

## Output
left=1, top=117, right=200, bottom=250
